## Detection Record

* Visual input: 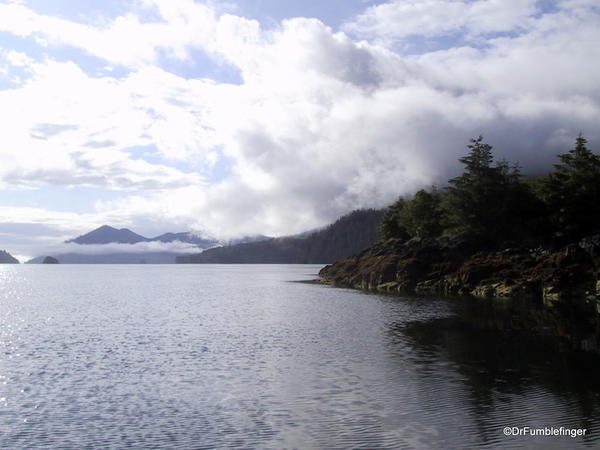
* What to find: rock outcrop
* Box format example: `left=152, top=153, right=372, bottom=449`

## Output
left=319, top=236, right=600, bottom=300
left=320, top=235, right=600, bottom=311
left=320, top=235, right=600, bottom=350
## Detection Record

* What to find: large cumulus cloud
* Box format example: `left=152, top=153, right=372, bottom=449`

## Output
left=183, top=2, right=600, bottom=236
left=0, top=0, right=598, bottom=248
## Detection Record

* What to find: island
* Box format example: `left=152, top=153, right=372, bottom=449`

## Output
left=0, top=250, right=19, bottom=264
left=42, top=256, right=59, bottom=264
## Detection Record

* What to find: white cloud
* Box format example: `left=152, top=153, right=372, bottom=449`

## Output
left=0, top=203, right=206, bottom=259
left=344, top=0, right=539, bottom=42
left=0, top=0, right=599, bottom=253
left=180, top=7, right=597, bottom=237
left=0, top=0, right=260, bottom=69
left=5, top=50, right=35, bottom=67
left=0, top=2, right=212, bottom=67
left=44, top=240, right=202, bottom=255
left=0, top=57, right=215, bottom=189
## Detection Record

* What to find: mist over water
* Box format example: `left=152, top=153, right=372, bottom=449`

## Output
left=0, top=265, right=599, bottom=449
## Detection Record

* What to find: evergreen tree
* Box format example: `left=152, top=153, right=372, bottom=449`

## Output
left=444, top=136, right=523, bottom=240
left=398, top=188, right=443, bottom=239
left=541, top=134, right=600, bottom=241
left=379, top=197, right=409, bottom=241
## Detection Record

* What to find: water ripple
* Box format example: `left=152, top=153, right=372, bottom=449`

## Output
left=0, top=265, right=598, bottom=449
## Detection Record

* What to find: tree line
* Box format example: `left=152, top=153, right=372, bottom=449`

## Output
left=180, top=209, right=383, bottom=263
left=380, top=134, right=600, bottom=247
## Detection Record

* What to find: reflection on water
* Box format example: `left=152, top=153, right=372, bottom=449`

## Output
left=0, top=264, right=599, bottom=449
left=391, top=303, right=600, bottom=449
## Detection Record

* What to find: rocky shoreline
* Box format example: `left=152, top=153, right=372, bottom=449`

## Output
left=319, top=235, right=600, bottom=351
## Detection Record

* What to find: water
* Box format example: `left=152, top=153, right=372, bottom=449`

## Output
left=1, top=264, right=599, bottom=449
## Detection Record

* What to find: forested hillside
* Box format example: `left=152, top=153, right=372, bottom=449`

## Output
left=177, top=209, right=383, bottom=263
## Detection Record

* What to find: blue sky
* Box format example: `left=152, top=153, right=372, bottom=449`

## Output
left=0, top=0, right=599, bottom=260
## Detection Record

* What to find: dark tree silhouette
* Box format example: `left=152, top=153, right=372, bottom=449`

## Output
left=379, top=197, right=409, bottom=241
left=444, top=136, right=524, bottom=240
left=398, top=188, right=443, bottom=239
left=541, top=134, right=600, bottom=241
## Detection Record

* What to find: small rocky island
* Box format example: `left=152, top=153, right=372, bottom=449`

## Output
left=320, top=135, right=600, bottom=350
left=42, top=256, right=59, bottom=264
left=0, top=250, right=19, bottom=264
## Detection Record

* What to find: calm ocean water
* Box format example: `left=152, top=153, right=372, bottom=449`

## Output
left=0, top=264, right=599, bottom=449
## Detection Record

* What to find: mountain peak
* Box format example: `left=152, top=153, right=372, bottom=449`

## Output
left=64, top=226, right=271, bottom=249
left=66, top=225, right=148, bottom=245
left=97, top=225, right=117, bottom=231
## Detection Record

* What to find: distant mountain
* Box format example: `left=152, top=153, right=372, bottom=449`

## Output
left=150, top=232, right=219, bottom=248
left=66, top=225, right=148, bottom=244
left=0, top=250, right=19, bottom=264
left=225, top=235, right=271, bottom=246
left=25, top=256, right=47, bottom=264
left=65, top=226, right=268, bottom=248
left=177, top=209, right=384, bottom=264
left=26, top=255, right=60, bottom=264
left=25, top=256, right=44, bottom=264
left=27, top=225, right=270, bottom=264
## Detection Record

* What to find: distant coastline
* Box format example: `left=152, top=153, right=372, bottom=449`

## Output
left=0, top=250, right=19, bottom=264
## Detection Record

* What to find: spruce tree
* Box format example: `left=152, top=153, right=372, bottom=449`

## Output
left=398, top=189, right=443, bottom=239
left=379, top=197, right=409, bottom=241
left=542, top=134, right=600, bottom=241
left=444, top=136, right=522, bottom=241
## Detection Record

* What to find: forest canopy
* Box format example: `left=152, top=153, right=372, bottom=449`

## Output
left=380, top=135, right=600, bottom=247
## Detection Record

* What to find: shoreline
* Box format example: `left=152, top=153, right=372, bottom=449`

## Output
left=319, top=235, right=600, bottom=352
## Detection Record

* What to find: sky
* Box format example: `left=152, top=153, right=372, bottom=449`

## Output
left=0, top=0, right=599, bottom=260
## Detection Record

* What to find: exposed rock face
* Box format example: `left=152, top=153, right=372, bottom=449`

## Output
left=320, top=235, right=600, bottom=350
left=0, top=250, right=19, bottom=264
left=42, top=256, right=59, bottom=264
